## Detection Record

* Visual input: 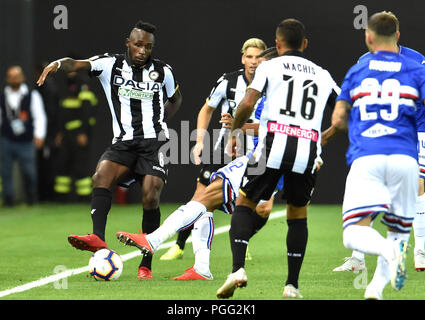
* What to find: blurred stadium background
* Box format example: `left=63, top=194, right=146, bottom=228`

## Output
left=1, top=0, right=424, bottom=204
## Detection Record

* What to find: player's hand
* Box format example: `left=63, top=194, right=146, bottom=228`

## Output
left=36, top=61, right=60, bottom=87
left=219, top=113, right=233, bottom=129
left=316, top=156, right=324, bottom=171
left=33, top=137, right=44, bottom=149
left=226, top=135, right=240, bottom=158
left=192, top=141, right=204, bottom=165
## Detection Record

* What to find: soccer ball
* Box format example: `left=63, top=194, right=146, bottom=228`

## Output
left=88, top=249, right=123, bottom=281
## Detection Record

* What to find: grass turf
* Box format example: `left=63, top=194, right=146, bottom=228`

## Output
left=0, top=203, right=424, bottom=300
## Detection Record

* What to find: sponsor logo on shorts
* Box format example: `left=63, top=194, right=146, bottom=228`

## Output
left=153, top=166, right=166, bottom=174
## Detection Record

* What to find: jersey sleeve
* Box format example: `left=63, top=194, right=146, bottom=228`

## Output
left=207, top=76, right=228, bottom=108
left=163, top=65, right=178, bottom=98
left=415, top=65, right=425, bottom=104
left=336, top=68, right=354, bottom=104
left=249, top=62, right=268, bottom=93
left=88, top=54, right=114, bottom=78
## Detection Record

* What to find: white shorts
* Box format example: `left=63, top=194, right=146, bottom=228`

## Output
left=210, top=155, right=277, bottom=214
left=342, top=154, right=418, bottom=233
left=418, top=132, right=425, bottom=179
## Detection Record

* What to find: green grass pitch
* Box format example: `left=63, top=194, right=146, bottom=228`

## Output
left=0, top=203, right=424, bottom=300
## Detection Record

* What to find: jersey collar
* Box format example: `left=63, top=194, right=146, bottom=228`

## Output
left=281, top=50, right=304, bottom=57
left=125, top=51, right=153, bottom=69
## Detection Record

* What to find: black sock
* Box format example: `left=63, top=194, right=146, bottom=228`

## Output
left=230, top=205, right=255, bottom=273
left=139, top=208, right=161, bottom=270
left=285, top=218, right=308, bottom=289
left=176, top=225, right=193, bottom=250
left=91, top=188, right=112, bottom=241
left=250, top=211, right=269, bottom=237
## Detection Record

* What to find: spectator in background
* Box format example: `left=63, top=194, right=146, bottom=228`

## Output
left=34, top=61, right=60, bottom=202
left=53, top=71, right=98, bottom=202
left=0, top=65, right=47, bottom=206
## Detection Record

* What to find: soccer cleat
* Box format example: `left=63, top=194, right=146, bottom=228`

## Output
left=332, top=257, right=366, bottom=272
left=216, top=268, right=248, bottom=299
left=414, top=249, right=425, bottom=271
left=282, top=284, right=303, bottom=299
left=116, top=231, right=154, bottom=256
left=68, top=233, right=108, bottom=252
left=138, top=266, right=153, bottom=279
left=172, top=266, right=213, bottom=280
left=364, top=285, right=383, bottom=300
left=160, top=244, right=184, bottom=260
left=390, top=239, right=409, bottom=291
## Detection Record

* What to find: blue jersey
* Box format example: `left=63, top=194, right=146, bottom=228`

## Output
left=359, top=46, right=425, bottom=131
left=337, top=51, right=425, bottom=166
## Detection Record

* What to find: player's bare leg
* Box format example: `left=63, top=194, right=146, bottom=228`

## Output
left=68, top=160, right=130, bottom=252
left=414, top=177, right=425, bottom=271
left=137, top=175, right=164, bottom=279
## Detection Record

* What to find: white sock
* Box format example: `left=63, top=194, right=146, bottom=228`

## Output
left=352, top=250, right=365, bottom=261
left=414, top=193, right=425, bottom=254
left=192, top=212, right=214, bottom=277
left=343, top=225, right=394, bottom=263
left=147, top=201, right=206, bottom=250
left=368, top=230, right=410, bottom=294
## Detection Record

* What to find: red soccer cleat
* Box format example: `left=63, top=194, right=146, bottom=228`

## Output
left=138, top=266, right=153, bottom=279
left=68, top=233, right=108, bottom=252
left=116, top=230, right=154, bottom=256
left=172, top=266, right=213, bottom=280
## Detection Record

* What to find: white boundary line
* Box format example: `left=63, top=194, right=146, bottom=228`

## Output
left=0, top=209, right=286, bottom=298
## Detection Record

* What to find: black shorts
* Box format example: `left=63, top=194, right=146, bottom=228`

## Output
left=99, top=138, right=168, bottom=183
left=241, top=167, right=316, bottom=207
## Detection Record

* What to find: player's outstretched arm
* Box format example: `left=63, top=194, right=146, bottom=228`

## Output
left=230, top=88, right=260, bottom=132
left=322, top=100, right=351, bottom=146
left=192, top=103, right=216, bottom=165
left=36, top=58, right=91, bottom=87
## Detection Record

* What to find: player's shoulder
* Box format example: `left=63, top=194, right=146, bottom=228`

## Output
left=89, top=53, right=120, bottom=61
left=222, top=69, right=244, bottom=80
left=152, top=58, right=174, bottom=71
left=399, top=46, right=425, bottom=64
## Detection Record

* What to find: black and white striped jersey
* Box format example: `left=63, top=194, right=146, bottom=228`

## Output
left=89, top=53, right=178, bottom=143
left=251, top=51, right=340, bottom=174
left=207, top=69, right=257, bottom=152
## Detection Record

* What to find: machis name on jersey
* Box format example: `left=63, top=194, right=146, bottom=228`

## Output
left=282, top=62, right=316, bottom=75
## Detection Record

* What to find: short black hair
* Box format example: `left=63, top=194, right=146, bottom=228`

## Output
left=134, top=20, right=156, bottom=34
left=276, top=18, right=306, bottom=49
left=367, top=11, right=399, bottom=37
left=259, top=47, right=278, bottom=59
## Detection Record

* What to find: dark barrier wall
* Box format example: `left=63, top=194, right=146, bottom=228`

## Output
left=9, top=0, right=425, bottom=204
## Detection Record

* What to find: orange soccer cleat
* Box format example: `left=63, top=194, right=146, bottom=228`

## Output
left=68, top=233, right=108, bottom=253
left=116, top=230, right=154, bottom=256
left=172, top=266, right=213, bottom=281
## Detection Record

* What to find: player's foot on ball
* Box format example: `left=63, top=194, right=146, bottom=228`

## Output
left=216, top=268, right=247, bottom=299
left=282, top=284, right=303, bottom=299
left=172, top=266, right=213, bottom=280
left=116, top=230, right=154, bottom=256
left=160, top=244, right=184, bottom=260
left=138, top=266, right=153, bottom=279
left=332, top=256, right=366, bottom=272
left=414, top=249, right=425, bottom=271
left=68, top=233, right=108, bottom=252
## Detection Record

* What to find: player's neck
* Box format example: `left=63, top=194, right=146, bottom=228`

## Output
left=372, top=43, right=399, bottom=54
